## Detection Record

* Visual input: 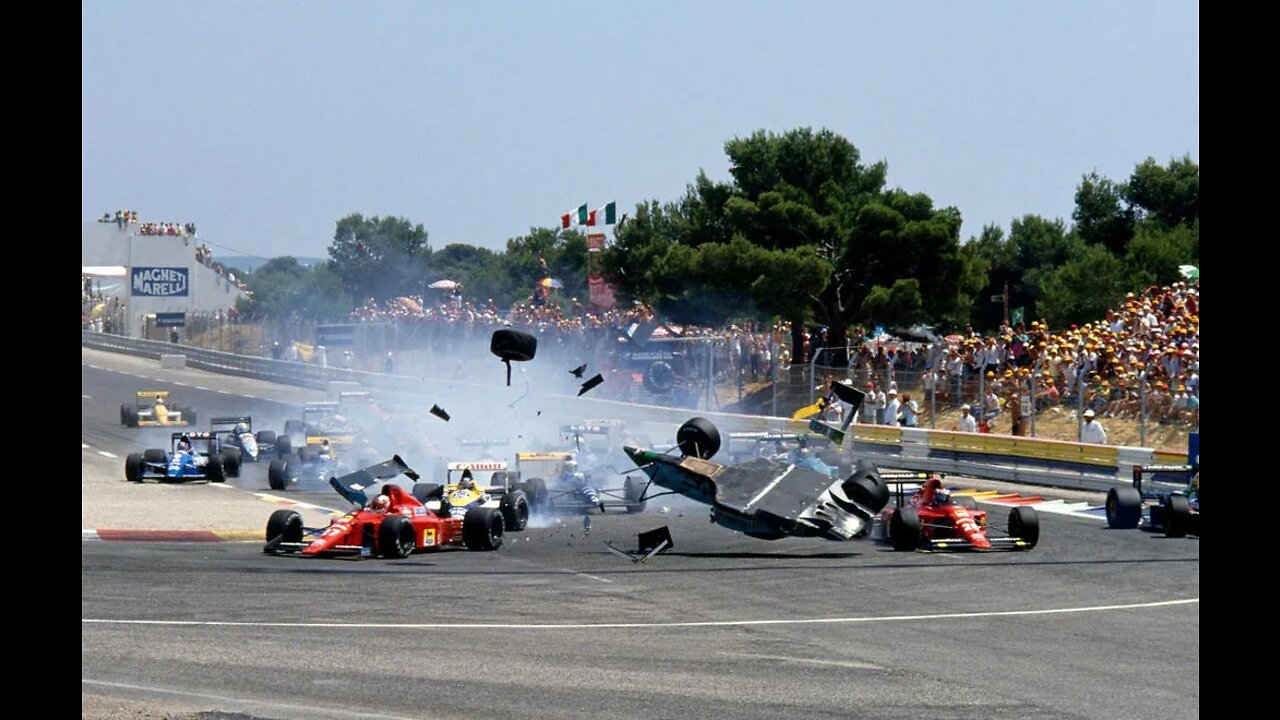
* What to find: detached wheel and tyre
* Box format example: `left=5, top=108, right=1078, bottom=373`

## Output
left=124, top=453, right=144, bottom=482
left=676, top=417, right=721, bottom=460
left=266, top=509, right=303, bottom=543
left=889, top=507, right=921, bottom=551
left=378, top=515, right=416, bottom=558
left=463, top=506, right=504, bottom=551
left=268, top=459, right=290, bottom=491
left=624, top=476, right=647, bottom=514
left=1163, top=495, right=1191, bottom=538
left=1008, top=506, right=1040, bottom=548
left=1106, top=487, right=1142, bottom=529
left=499, top=490, right=530, bottom=531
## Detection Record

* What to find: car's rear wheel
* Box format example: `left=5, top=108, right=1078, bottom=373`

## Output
left=124, top=406, right=140, bottom=428
left=1106, top=487, right=1142, bottom=529
left=378, top=515, right=416, bottom=558
left=521, top=478, right=548, bottom=513
left=256, top=430, right=277, bottom=447
left=266, top=509, right=303, bottom=543
left=1008, top=506, right=1040, bottom=549
left=124, top=453, right=144, bottom=482
left=1164, top=495, right=1191, bottom=538
left=499, top=490, right=530, bottom=531
left=207, top=453, right=226, bottom=483
left=268, top=459, right=289, bottom=491
left=119, top=404, right=128, bottom=426
left=463, top=506, right=504, bottom=551
left=222, top=447, right=242, bottom=477
left=275, top=435, right=292, bottom=458
left=889, top=507, right=921, bottom=551
left=143, top=448, right=167, bottom=464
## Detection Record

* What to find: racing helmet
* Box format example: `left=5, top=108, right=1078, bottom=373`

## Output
left=235, top=422, right=250, bottom=435
left=564, top=459, right=578, bottom=470
left=154, top=395, right=165, bottom=406
left=934, top=488, right=951, bottom=505
left=370, top=495, right=391, bottom=513
left=318, top=440, right=332, bottom=457
left=177, top=435, right=191, bottom=451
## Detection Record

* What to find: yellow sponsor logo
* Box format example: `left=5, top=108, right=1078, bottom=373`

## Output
left=422, top=528, right=436, bottom=547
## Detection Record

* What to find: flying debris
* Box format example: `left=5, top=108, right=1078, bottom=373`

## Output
left=569, top=364, right=587, bottom=378
left=490, top=328, right=537, bottom=386
left=577, top=373, right=604, bottom=397
left=429, top=404, right=451, bottom=422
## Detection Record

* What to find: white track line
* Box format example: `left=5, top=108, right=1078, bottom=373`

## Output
left=97, top=451, right=117, bottom=459
left=83, top=598, right=1198, bottom=631
left=81, top=680, right=422, bottom=720
left=83, top=443, right=91, bottom=450
left=718, top=651, right=883, bottom=670
left=83, top=394, right=92, bottom=399
left=557, top=567, right=613, bottom=584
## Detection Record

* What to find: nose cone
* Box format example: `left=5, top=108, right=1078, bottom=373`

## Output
left=624, top=446, right=659, bottom=476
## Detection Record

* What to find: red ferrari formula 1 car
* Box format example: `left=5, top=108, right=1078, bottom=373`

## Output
left=263, top=455, right=505, bottom=558
left=877, top=473, right=1039, bottom=551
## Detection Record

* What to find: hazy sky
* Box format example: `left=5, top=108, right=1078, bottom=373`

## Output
left=83, top=1, right=1198, bottom=261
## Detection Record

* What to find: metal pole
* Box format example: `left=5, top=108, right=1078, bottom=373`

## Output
left=771, top=339, right=778, bottom=417
left=1139, top=371, right=1147, bottom=447
left=1003, top=280, right=1010, bottom=327
left=1077, top=371, right=1085, bottom=442
left=1029, top=362, right=1038, bottom=438
left=707, top=338, right=715, bottom=411
left=929, top=345, right=937, bottom=429
left=809, top=349, right=819, bottom=406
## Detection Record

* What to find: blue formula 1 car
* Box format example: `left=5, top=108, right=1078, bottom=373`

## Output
left=267, top=438, right=342, bottom=491
left=1106, top=463, right=1199, bottom=537
left=124, top=432, right=228, bottom=483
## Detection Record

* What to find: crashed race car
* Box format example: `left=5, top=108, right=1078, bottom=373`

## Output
left=263, top=456, right=506, bottom=558
left=403, top=460, right=531, bottom=532
left=724, top=431, right=849, bottom=479
left=119, top=391, right=197, bottom=428
left=267, top=437, right=344, bottom=491
left=622, top=418, right=890, bottom=541
left=124, top=432, right=228, bottom=483
left=210, top=416, right=291, bottom=466
left=1106, top=464, right=1199, bottom=537
left=513, top=452, right=647, bottom=515
left=876, top=473, right=1039, bottom=551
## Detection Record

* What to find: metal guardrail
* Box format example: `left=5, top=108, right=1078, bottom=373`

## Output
left=82, top=332, right=1176, bottom=494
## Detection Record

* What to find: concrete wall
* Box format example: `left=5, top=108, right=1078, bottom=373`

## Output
left=82, top=222, right=247, bottom=336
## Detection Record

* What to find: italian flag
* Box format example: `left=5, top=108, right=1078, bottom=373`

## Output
left=587, top=201, right=616, bottom=226
left=561, top=203, right=588, bottom=228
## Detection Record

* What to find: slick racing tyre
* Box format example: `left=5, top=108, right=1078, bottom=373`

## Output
left=266, top=509, right=303, bottom=544
left=889, top=508, right=921, bottom=551
left=1106, top=487, right=1142, bottom=529
left=463, top=506, right=504, bottom=551
left=499, top=490, right=530, bottom=532
left=268, top=459, right=290, bottom=491
left=378, top=515, right=416, bottom=558
left=1008, top=506, right=1040, bottom=549
left=124, top=453, right=144, bottom=482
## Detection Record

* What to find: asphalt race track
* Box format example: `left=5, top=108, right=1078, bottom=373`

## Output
left=82, top=350, right=1199, bottom=720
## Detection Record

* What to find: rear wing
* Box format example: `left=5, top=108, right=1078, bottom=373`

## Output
left=210, top=416, right=252, bottom=428
left=517, top=452, right=575, bottom=461
left=171, top=430, right=215, bottom=440
left=329, top=455, right=421, bottom=507
left=446, top=461, right=508, bottom=471
left=1133, top=464, right=1197, bottom=491
left=136, top=391, right=170, bottom=399
left=878, top=470, right=937, bottom=484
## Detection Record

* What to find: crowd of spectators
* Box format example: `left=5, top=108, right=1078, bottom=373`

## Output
left=98, top=210, right=138, bottom=228
left=81, top=276, right=123, bottom=334
left=138, top=221, right=197, bottom=237
left=336, top=278, right=1200, bottom=437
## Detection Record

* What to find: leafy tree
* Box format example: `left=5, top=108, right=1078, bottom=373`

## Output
left=328, top=214, right=430, bottom=302
left=1072, top=172, right=1134, bottom=255
left=239, top=256, right=352, bottom=321
left=1035, top=244, right=1129, bottom=327
left=606, top=127, right=982, bottom=362
left=1124, top=222, right=1197, bottom=289
left=1124, top=155, right=1199, bottom=230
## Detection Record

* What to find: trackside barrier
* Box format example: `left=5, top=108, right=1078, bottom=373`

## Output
left=83, top=332, right=1181, bottom=493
